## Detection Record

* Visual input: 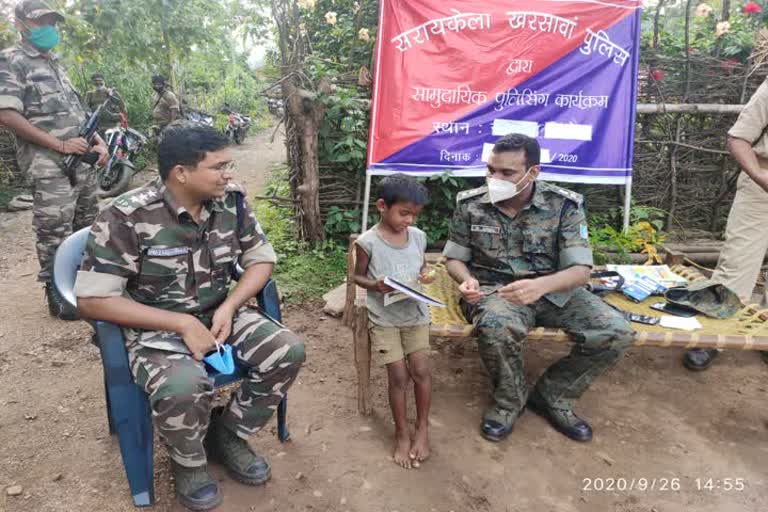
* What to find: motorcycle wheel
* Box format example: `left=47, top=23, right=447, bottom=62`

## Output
left=234, top=130, right=243, bottom=144
left=98, top=163, right=134, bottom=198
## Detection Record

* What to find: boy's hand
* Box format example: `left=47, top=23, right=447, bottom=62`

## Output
left=458, top=278, right=484, bottom=304
left=418, top=268, right=436, bottom=285
left=375, top=279, right=395, bottom=293
left=179, top=315, right=217, bottom=360
left=498, top=279, right=544, bottom=305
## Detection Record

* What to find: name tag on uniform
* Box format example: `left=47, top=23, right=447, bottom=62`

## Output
left=146, top=247, right=191, bottom=257
left=471, top=224, right=501, bottom=234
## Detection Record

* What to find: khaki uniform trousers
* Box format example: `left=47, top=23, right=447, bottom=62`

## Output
left=712, top=171, right=768, bottom=305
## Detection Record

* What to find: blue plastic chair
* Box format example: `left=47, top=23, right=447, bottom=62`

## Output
left=53, top=227, right=290, bottom=507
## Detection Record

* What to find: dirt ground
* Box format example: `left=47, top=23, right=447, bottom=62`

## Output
left=1, top=129, right=767, bottom=512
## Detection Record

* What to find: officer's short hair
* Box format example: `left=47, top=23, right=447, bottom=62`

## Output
left=151, top=74, right=166, bottom=84
left=158, top=122, right=230, bottom=181
left=492, top=133, right=541, bottom=168
left=377, top=173, right=429, bottom=207
left=91, top=73, right=104, bottom=81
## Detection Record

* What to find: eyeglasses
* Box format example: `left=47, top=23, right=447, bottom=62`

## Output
left=206, top=161, right=236, bottom=175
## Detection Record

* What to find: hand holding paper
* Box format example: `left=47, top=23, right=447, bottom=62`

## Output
left=384, top=276, right=446, bottom=307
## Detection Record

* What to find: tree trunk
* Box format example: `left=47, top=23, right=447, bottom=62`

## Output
left=283, top=81, right=328, bottom=243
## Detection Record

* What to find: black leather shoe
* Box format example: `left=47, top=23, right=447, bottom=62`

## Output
left=170, top=461, right=222, bottom=511
left=527, top=396, right=593, bottom=442
left=480, top=419, right=514, bottom=442
left=683, top=349, right=719, bottom=371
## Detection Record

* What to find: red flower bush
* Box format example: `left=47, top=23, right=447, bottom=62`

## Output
left=743, top=1, right=762, bottom=14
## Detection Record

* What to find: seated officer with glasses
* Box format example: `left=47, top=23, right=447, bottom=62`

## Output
left=443, top=133, right=633, bottom=445
left=74, top=121, right=305, bottom=511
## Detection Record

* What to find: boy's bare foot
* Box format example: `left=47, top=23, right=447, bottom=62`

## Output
left=393, top=430, right=412, bottom=469
left=409, top=426, right=430, bottom=463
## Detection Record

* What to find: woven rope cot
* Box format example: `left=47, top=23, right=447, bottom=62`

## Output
left=423, top=263, right=768, bottom=350
left=343, top=236, right=768, bottom=414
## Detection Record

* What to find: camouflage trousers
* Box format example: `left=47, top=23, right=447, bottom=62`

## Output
left=32, top=166, right=98, bottom=282
left=128, top=308, right=305, bottom=467
left=463, top=288, right=634, bottom=427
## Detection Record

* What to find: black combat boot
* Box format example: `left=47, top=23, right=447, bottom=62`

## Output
left=683, top=349, right=719, bottom=371
left=170, top=460, right=222, bottom=511
left=528, top=392, right=593, bottom=442
left=206, top=407, right=271, bottom=486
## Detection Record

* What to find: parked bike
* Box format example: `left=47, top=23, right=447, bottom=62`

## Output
left=221, top=105, right=251, bottom=144
left=97, top=113, right=147, bottom=198
left=184, top=108, right=215, bottom=127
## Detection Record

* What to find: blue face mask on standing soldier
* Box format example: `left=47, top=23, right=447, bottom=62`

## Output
left=22, top=22, right=61, bottom=51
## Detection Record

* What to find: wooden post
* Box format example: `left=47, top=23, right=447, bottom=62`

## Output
left=343, top=234, right=359, bottom=328
left=353, top=300, right=372, bottom=415
left=342, top=233, right=373, bottom=414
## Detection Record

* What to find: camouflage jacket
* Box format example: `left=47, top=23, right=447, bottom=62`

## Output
left=152, top=89, right=180, bottom=125
left=74, top=178, right=278, bottom=353
left=0, top=40, right=86, bottom=178
left=443, top=181, right=593, bottom=307
left=84, top=87, right=125, bottom=126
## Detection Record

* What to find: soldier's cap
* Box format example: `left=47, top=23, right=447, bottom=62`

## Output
left=664, top=280, right=743, bottom=319
left=14, top=0, right=65, bottom=22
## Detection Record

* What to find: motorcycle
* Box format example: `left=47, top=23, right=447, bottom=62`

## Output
left=221, top=106, right=251, bottom=144
left=267, top=98, right=284, bottom=117
left=97, top=113, right=147, bottom=198
left=184, top=108, right=215, bottom=127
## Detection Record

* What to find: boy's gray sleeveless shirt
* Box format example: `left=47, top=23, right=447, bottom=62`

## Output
left=356, top=225, right=430, bottom=327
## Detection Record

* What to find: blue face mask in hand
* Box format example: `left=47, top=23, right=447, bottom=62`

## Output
left=22, top=23, right=61, bottom=51
left=203, top=341, right=235, bottom=375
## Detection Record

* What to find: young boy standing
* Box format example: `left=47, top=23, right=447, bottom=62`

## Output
left=354, top=174, right=435, bottom=469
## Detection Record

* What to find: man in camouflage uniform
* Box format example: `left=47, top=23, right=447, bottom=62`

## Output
left=151, top=74, right=180, bottom=135
left=444, top=133, right=634, bottom=443
left=75, top=122, right=305, bottom=510
left=0, top=0, right=109, bottom=319
left=84, top=72, right=126, bottom=131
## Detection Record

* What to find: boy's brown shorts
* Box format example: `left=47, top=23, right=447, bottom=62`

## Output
left=369, top=324, right=430, bottom=366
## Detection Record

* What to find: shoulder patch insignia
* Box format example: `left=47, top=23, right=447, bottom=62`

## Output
left=112, top=185, right=163, bottom=215
left=457, top=185, right=488, bottom=204
left=541, top=182, right=583, bottom=206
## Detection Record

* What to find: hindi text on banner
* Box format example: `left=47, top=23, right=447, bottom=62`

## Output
left=506, top=11, right=577, bottom=39
left=432, top=121, right=471, bottom=135
left=392, top=9, right=492, bottom=52
left=412, top=85, right=488, bottom=109
left=554, top=91, right=609, bottom=109
left=580, top=29, right=630, bottom=66
left=494, top=88, right=551, bottom=111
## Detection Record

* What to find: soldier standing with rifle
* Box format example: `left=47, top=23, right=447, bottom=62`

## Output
left=0, top=0, right=109, bottom=319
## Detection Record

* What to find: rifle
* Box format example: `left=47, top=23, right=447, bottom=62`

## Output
left=62, top=91, right=115, bottom=186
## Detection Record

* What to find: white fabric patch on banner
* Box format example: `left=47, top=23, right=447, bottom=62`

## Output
left=491, top=119, right=539, bottom=137
left=543, top=122, right=593, bottom=141
left=481, top=143, right=495, bottom=163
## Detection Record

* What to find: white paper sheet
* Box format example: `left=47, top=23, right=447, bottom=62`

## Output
left=659, top=316, right=703, bottom=331
left=383, top=277, right=446, bottom=307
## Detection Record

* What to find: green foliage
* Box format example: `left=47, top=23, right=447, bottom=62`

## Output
left=31, top=0, right=273, bottom=133
left=416, top=173, right=483, bottom=246
left=642, top=4, right=765, bottom=62
left=254, top=196, right=347, bottom=304
left=588, top=204, right=668, bottom=264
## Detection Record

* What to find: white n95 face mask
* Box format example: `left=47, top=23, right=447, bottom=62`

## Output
left=486, top=168, right=533, bottom=204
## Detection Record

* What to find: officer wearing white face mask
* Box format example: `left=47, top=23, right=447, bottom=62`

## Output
left=442, top=133, right=634, bottom=445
